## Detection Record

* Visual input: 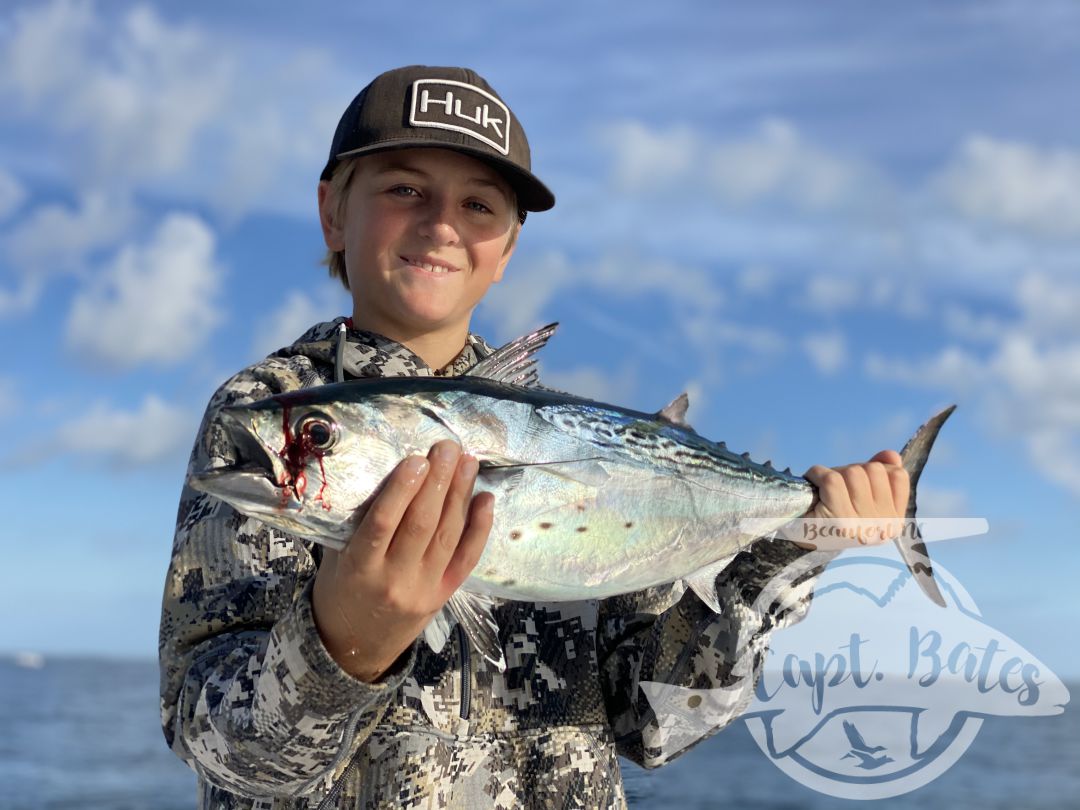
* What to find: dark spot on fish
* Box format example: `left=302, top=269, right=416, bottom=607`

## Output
left=576, top=504, right=586, bottom=512
left=539, top=522, right=553, bottom=530
left=576, top=526, right=587, bottom=533
left=624, top=521, right=634, bottom=529
left=502, top=579, right=516, bottom=587
left=687, top=695, right=702, bottom=709
left=510, top=530, right=523, bottom=541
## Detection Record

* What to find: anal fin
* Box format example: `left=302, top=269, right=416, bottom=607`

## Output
left=683, top=553, right=738, bottom=614
left=423, top=590, right=506, bottom=672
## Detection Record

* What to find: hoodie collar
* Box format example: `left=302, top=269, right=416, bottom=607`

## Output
left=284, top=317, right=495, bottom=380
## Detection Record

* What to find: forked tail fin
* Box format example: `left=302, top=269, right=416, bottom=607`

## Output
left=897, top=405, right=956, bottom=607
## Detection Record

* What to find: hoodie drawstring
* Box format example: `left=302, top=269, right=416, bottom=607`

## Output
left=335, top=322, right=346, bottom=383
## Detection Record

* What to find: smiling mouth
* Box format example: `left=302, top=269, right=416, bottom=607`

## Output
left=401, top=256, right=461, bottom=274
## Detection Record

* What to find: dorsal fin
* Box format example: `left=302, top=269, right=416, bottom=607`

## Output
left=465, top=323, right=558, bottom=387
left=655, top=392, right=691, bottom=429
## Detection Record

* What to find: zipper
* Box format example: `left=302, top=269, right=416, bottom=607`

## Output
left=456, top=623, right=472, bottom=735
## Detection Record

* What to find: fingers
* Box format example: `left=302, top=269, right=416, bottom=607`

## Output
left=346, top=454, right=430, bottom=562
left=442, top=492, right=494, bottom=590
left=385, top=440, right=463, bottom=568
left=422, top=451, right=480, bottom=570
left=803, top=452, right=911, bottom=546
left=804, top=465, right=854, bottom=519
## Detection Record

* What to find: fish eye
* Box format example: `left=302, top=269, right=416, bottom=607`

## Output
left=298, top=413, right=337, bottom=451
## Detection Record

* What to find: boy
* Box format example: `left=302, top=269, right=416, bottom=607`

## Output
left=159, top=65, right=910, bottom=809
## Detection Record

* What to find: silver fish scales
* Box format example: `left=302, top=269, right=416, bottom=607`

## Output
left=191, top=324, right=952, bottom=669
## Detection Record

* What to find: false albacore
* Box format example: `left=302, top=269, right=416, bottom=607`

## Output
left=190, top=324, right=953, bottom=670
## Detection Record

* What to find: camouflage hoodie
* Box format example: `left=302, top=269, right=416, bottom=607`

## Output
left=159, top=318, right=835, bottom=809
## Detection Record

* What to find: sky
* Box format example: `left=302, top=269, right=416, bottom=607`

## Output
left=0, top=0, right=1078, bottom=683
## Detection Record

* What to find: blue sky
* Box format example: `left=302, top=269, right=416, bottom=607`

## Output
left=1, top=0, right=1078, bottom=681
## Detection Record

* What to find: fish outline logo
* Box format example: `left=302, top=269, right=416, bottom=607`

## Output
left=641, top=548, right=1070, bottom=799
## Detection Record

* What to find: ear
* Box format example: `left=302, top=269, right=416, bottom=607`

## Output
left=318, top=181, right=345, bottom=252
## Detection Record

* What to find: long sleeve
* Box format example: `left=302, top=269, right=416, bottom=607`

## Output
left=597, top=537, right=839, bottom=768
left=158, top=363, right=414, bottom=798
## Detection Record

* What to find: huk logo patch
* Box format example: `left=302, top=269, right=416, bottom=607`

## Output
left=409, top=79, right=511, bottom=155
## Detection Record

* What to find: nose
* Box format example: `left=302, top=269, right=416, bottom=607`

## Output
left=418, top=195, right=460, bottom=246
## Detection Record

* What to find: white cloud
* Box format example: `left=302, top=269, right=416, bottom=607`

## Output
left=0, top=277, right=41, bottom=317
left=0, top=0, right=337, bottom=220
left=1, top=1, right=231, bottom=183
left=52, top=394, right=193, bottom=466
left=65, top=213, right=223, bottom=369
left=866, top=272, right=1080, bottom=497
left=5, top=192, right=134, bottom=276
left=801, top=275, right=861, bottom=313
left=708, top=119, right=866, bottom=210
left=600, top=121, right=701, bottom=192
left=483, top=250, right=729, bottom=346
left=251, top=284, right=349, bottom=360
left=540, top=362, right=639, bottom=405
left=479, top=251, right=577, bottom=339
left=937, top=135, right=1080, bottom=238
left=0, top=0, right=95, bottom=103
left=944, top=305, right=1006, bottom=343
left=737, top=264, right=776, bottom=297
left=1027, top=428, right=1080, bottom=497
left=916, top=486, right=971, bottom=518
left=0, top=168, right=25, bottom=221
left=0, top=377, right=16, bottom=418
left=803, top=331, right=848, bottom=375
left=599, top=117, right=874, bottom=212
left=865, top=345, right=986, bottom=392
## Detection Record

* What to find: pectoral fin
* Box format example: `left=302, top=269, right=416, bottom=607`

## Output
left=478, top=457, right=610, bottom=489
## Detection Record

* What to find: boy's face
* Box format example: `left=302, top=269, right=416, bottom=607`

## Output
left=320, top=147, right=518, bottom=344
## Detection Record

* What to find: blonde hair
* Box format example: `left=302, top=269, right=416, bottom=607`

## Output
left=320, top=158, right=361, bottom=289
left=319, top=156, right=523, bottom=291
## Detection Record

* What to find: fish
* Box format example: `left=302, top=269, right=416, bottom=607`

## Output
left=190, top=323, right=953, bottom=670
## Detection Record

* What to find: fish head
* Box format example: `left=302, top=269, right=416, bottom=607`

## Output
left=190, top=392, right=408, bottom=548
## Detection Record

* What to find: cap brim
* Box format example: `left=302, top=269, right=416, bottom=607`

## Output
left=324, top=139, right=555, bottom=212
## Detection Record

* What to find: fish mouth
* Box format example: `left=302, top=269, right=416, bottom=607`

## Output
left=189, top=407, right=300, bottom=512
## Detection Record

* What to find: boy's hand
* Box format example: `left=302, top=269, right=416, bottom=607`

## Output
left=312, top=440, right=493, bottom=682
left=798, top=450, right=910, bottom=548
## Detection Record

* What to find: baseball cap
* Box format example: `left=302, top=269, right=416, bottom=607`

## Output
left=321, top=65, right=555, bottom=213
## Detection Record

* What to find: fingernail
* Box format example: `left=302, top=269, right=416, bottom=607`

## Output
left=461, top=454, right=479, bottom=479
left=432, top=442, right=458, bottom=465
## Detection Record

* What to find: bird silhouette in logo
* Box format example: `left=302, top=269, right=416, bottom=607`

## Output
left=840, top=720, right=894, bottom=769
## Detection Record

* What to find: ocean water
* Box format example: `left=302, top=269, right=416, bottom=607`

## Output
left=1, top=656, right=1076, bottom=809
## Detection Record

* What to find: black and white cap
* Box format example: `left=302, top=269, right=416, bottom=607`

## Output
left=321, top=65, right=555, bottom=212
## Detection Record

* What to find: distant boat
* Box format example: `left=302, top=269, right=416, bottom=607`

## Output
left=13, top=651, right=45, bottom=669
